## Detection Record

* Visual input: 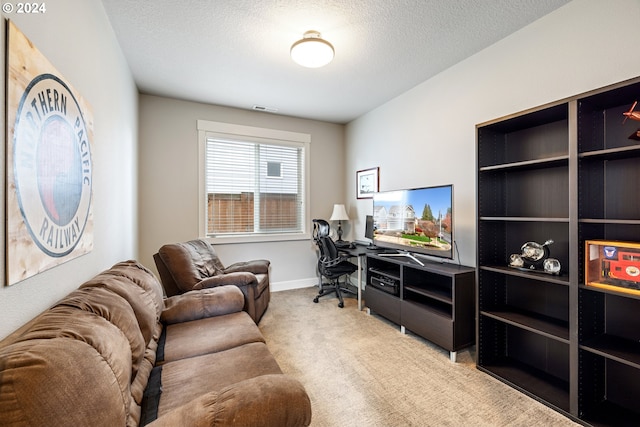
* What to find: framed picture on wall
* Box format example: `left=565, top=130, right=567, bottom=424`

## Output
left=356, top=167, right=379, bottom=199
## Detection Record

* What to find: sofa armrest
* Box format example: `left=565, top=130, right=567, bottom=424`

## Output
left=223, top=259, right=270, bottom=275
left=193, top=271, right=257, bottom=289
left=147, top=374, right=311, bottom=427
left=161, top=285, right=244, bottom=324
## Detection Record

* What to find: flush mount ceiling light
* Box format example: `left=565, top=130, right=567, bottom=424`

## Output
left=290, top=30, right=334, bottom=68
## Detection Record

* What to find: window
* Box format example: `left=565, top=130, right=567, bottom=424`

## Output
left=267, top=161, right=282, bottom=178
left=197, top=120, right=310, bottom=242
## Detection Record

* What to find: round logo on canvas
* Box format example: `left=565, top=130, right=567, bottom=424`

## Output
left=13, top=73, right=92, bottom=257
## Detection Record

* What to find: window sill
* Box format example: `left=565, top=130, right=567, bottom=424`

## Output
left=205, top=232, right=311, bottom=245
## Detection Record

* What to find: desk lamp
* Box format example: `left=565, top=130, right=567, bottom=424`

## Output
left=330, top=204, right=349, bottom=245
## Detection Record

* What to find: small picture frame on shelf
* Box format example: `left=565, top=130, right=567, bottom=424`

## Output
left=356, top=167, right=379, bottom=199
left=585, top=240, right=640, bottom=296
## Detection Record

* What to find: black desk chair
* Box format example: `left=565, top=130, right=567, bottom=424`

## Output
left=312, top=218, right=330, bottom=290
left=313, top=234, right=357, bottom=308
left=312, top=218, right=330, bottom=240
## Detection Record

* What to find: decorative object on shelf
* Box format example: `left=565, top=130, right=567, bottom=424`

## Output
left=543, top=258, right=561, bottom=274
left=622, top=101, right=640, bottom=139
left=508, top=239, right=560, bottom=274
left=622, top=100, right=639, bottom=123
left=356, top=167, right=379, bottom=199
left=290, top=30, right=334, bottom=68
left=585, top=240, right=640, bottom=296
left=329, top=204, right=350, bottom=246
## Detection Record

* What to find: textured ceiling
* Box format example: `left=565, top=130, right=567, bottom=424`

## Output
left=101, top=0, right=570, bottom=124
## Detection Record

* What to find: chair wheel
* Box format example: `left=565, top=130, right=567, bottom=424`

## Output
left=338, top=302, right=344, bottom=308
left=313, top=297, right=319, bottom=303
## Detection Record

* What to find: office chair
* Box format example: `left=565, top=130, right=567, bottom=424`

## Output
left=313, top=218, right=330, bottom=241
left=312, top=219, right=330, bottom=289
left=313, top=233, right=358, bottom=308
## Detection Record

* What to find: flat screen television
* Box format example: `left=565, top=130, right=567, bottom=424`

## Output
left=372, top=185, right=454, bottom=264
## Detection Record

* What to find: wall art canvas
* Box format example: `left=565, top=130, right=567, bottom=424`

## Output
left=5, top=21, right=94, bottom=286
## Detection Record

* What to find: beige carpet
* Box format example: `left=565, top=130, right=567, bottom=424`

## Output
left=259, top=286, right=580, bottom=427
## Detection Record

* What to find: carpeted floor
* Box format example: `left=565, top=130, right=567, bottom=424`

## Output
left=259, top=286, right=580, bottom=427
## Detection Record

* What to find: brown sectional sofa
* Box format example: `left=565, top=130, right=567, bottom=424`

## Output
left=0, top=260, right=311, bottom=426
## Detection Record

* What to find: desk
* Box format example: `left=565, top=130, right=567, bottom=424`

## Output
left=337, top=243, right=373, bottom=311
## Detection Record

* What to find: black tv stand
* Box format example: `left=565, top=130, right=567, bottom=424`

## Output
left=365, top=253, right=475, bottom=362
left=378, top=250, right=424, bottom=266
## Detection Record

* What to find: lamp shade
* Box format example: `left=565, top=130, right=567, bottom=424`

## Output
left=329, top=204, right=349, bottom=221
left=290, top=31, right=334, bottom=68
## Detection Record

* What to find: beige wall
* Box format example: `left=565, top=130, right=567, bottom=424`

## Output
left=138, top=95, right=345, bottom=289
left=0, top=0, right=139, bottom=339
left=346, top=0, right=640, bottom=267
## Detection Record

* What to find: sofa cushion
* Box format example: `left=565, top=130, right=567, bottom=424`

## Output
left=156, top=342, right=283, bottom=416
left=0, top=307, right=135, bottom=426
left=223, top=259, right=270, bottom=275
left=108, top=260, right=165, bottom=317
left=159, top=311, right=265, bottom=364
left=193, top=271, right=257, bottom=289
left=0, top=339, right=129, bottom=427
left=145, top=375, right=311, bottom=427
left=81, top=260, right=163, bottom=347
left=158, top=240, right=225, bottom=293
left=161, top=285, right=244, bottom=324
left=56, top=286, right=146, bottom=377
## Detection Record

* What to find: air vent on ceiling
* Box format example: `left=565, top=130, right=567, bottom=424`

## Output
left=252, top=105, right=278, bottom=113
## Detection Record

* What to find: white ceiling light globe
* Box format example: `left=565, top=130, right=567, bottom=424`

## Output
left=290, top=31, right=334, bottom=68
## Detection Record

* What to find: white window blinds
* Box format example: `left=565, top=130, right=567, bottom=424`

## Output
left=205, top=137, right=306, bottom=236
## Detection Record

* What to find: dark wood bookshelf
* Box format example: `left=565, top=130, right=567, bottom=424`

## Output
left=477, top=360, right=570, bottom=414
left=478, top=155, right=569, bottom=172
left=481, top=309, right=570, bottom=342
left=477, top=76, right=640, bottom=425
left=580, top=400, right=640, bottom=427
left=480, top=265, right=570, bottom=286
left=580, top=334, right=640, bottom=369
left=578, top=145, right=640, bottom=160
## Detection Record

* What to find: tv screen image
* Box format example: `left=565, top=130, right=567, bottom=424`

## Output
left=372, top=185, right=453, bottom=262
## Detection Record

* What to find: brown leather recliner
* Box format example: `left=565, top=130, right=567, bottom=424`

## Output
left=154, top=239, right=270, bottom=323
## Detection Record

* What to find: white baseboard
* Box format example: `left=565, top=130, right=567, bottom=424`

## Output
left=271, top=277, right=318, bottom=292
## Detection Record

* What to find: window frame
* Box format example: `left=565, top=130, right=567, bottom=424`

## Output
left=197, top=119, right=311, bottom=243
